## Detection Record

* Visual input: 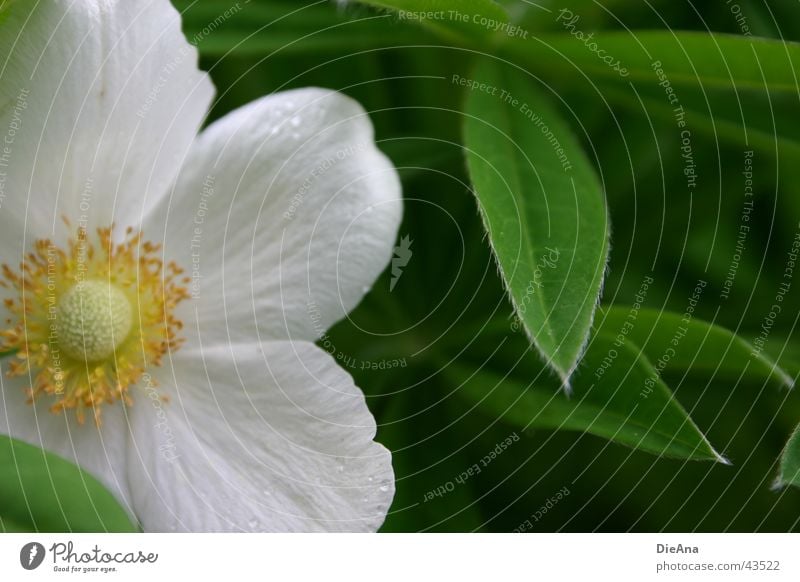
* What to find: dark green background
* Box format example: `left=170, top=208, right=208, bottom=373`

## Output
left=175, top=0, right=800, bottom=532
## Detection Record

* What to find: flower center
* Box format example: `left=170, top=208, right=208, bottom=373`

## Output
left=56, top=280, right=133, bottom=362
left=0, top=225, right=190, bottom=424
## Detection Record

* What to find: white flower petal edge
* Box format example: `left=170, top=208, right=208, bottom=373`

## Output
left=147, top=87, right=403, bottom=344
left=128, top=341, right=394, bottom=532
left=0, top=372, right=135, bottom=520
left=0, top=0, right=213, bottom=243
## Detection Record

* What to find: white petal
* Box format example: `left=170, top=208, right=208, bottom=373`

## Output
left=0, top=0, right=213, bottom=245
left=0, top=368, right=135, bottom=522
left=127, top=341, right=394, bottom=532
left=148, top=88, right=402, bottom=343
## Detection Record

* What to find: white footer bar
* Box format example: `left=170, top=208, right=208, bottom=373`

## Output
left=0, top=533, right=796, bottom=580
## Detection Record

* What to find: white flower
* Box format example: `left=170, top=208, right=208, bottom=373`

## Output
left=0, top=0, right=401, bottom=532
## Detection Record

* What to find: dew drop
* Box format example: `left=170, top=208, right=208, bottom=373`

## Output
left=290, top=116, right=301, bottom=128
left=379, top=485, right=389, bottom=492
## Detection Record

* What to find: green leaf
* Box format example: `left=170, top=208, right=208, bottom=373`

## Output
left=186, top=30, right=423, bottom=57
left=596, top=306, right=794, bottom=389
left=595, top=82, right=800, bottom=160
left=778, top=422, right=800, bottom=488
left=355, top=0, right=509, bottom=43
left=595, top=79, right=800, bottom=237
left=521, top=31, right=800, bottom=92
left=0, top=436, right=137, bottom=532
left=175, top=0, right=427, bottom=57
left=0, top=514, right=30, bottom=532
left=450, top=332, right=726, bottom=462
left=463, top=57, right=610, bottom=383
left=0, top=1, right=17, bottom=25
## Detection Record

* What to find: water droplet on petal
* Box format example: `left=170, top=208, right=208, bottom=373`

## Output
left=290, top=116, right=301, bottom=127
left=379, top=485, right=389, bottom=492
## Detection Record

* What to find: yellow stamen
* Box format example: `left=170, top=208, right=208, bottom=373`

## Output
left=0, top=225, right=189, bottom=425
